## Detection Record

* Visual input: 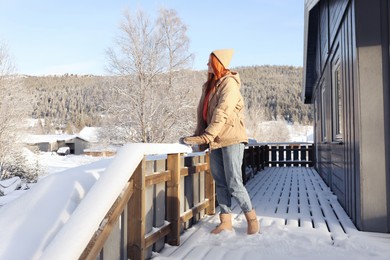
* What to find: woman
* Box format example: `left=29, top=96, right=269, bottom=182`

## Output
left=183, top=49, right=259, bottom=235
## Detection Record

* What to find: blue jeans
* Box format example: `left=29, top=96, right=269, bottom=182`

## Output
left=210, top=143, right=253, bottom=214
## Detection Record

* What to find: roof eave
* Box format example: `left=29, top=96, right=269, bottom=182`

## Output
left=302, top=0, right=320, bottom=104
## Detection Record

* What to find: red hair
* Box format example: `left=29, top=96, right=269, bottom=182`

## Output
left=202, top=54, right=230, bottom=122
left=210, top=54, right=229, bottom=80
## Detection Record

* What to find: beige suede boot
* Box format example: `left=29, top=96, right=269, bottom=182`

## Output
left=244, top=209, right=259, bottom=234
left=211, top=213, right=233, bottom=234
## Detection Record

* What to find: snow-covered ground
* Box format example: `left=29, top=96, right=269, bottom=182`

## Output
left=252, top=121, right=313, bottom=143
left=0, top=153, right=110, bottom=259
left=36, top=152, right=103, bottom=175
left=153, top=167, right=390, bottom=260
left=0, top=151, right=104, bottom=207
left=1, top=145, right=389, bottom=260
left=153, top=216, right=390, bottom=260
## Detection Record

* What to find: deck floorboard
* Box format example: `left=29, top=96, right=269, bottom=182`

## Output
left=155, top=167, right=390, bottom=259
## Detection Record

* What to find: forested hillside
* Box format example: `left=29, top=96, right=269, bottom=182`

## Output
left=23, top=65, right=312, bottom=141
left=238, top=65, right=311, bottom=124
left=24, top=74, right=110, bottom=133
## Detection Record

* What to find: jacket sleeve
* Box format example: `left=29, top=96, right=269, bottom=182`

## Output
left=204, top=77, right=240, bottom=140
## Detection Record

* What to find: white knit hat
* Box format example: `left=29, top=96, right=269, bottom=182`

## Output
left=212, top=49, right=234, bottom=68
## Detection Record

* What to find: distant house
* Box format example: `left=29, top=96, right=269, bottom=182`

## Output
left=78, top=127, right=117, bottom=157
left=25, top=135, right=58, bottom=153
left=303, top=0, right=390, bottom=232
left=25, top=134, right=89, bottom=155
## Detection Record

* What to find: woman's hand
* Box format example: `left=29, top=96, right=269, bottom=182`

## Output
left=182, top=135, right=210, bottom=145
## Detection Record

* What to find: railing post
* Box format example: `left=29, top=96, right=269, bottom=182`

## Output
left=264, top=145, right=270, bottom=167
left=199, top=154, right=206, bottom=220
left=254, top=146, right=261, bottom=172
left=259, top=145, right=264, bottom=169
left=128, top=158, right=146, bottom=260
left=309, top=144, right=314, bottom=167
left=286, top=145, right=292, bottom=166
left=278, top=145, right=285, bottom=167
left=249, top=146, right=255, bottom=172
left=166, top=153, right=181, bottom=246
left=205, top=152, right=215, bottom=215
left=301, top=144, right=307, bottom=167
left=271, top=145, right=277, bottom=167
left=293, top=145, right=299, bottom=166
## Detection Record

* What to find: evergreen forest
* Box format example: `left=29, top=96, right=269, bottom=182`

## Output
left=23, top=65, right=312, bottom=141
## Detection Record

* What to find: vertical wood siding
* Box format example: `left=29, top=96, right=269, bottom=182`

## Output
left=385, top=0, right=390, bottom=233
left=329, top=0, right=349, bottom=45
left=341, top=6, right=357, bottom=224
left=307, top=0, right=390, bottom=232
left=313, top=0, right=357, bottom=222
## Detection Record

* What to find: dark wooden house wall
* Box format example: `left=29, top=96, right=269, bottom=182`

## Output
left=387, top=0, right=390, bottom=234
left=313, top=0, right=353, bottom=220
left=306, top=0, right=390, bottom=233
left=354, top=0, right=389, bottom=232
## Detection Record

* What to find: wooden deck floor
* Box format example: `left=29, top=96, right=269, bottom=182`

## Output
left=246, top=167, right=356, bottom=239
left=154, top=167, right=390, bottom=259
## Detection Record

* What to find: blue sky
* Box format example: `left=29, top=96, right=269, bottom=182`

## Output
left=0, top=0, right=304, bottom=75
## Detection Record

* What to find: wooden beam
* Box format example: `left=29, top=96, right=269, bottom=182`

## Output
left=205, top=152, right=215, bottom=215
left=180, top=167, right=189, bottom=177
left=128, top=159, right=146, bottom=260
left=181, top=163, right=208, bottom=177
left=145, top=170, right=170, bottom=187
left=195, top=163, right=208, bottom=173
left=180, top=199, right=210, bottom=223
left=145, top=222, right=171, bottom=248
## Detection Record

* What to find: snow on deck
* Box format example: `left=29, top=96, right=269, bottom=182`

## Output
left=154, top=167, right=390, bottom=260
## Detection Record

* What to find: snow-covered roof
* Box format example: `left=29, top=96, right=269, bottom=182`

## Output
left=24, top=134, right=88, bottom=144
left=78, top=127, right=100, bottom=143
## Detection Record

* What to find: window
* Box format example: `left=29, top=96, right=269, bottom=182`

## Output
left=332, top=61, right=343, bottom=141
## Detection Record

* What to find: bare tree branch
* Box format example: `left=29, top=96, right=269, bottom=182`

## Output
left=102, top=8, right=198, bottom=144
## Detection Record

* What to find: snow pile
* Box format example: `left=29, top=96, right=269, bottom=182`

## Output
left=25, top=149, right=103, bottom=176
left=0, top=158, right=110, bottom=259
left=0, top=177, right=21, bottom=196
left=0, top=143, right=191, bottom=260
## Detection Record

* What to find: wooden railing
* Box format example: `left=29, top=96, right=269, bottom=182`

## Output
left=242, top=143, right=314, bottom=183
left=77, top=142, right=312, bottom=260
left=80, top=152, right=214, bottom=260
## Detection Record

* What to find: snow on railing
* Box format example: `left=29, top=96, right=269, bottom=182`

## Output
left=41, top=143, right=192, bottom=260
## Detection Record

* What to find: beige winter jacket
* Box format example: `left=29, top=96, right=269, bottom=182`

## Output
left=195, top=71, right=248, bottom=150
